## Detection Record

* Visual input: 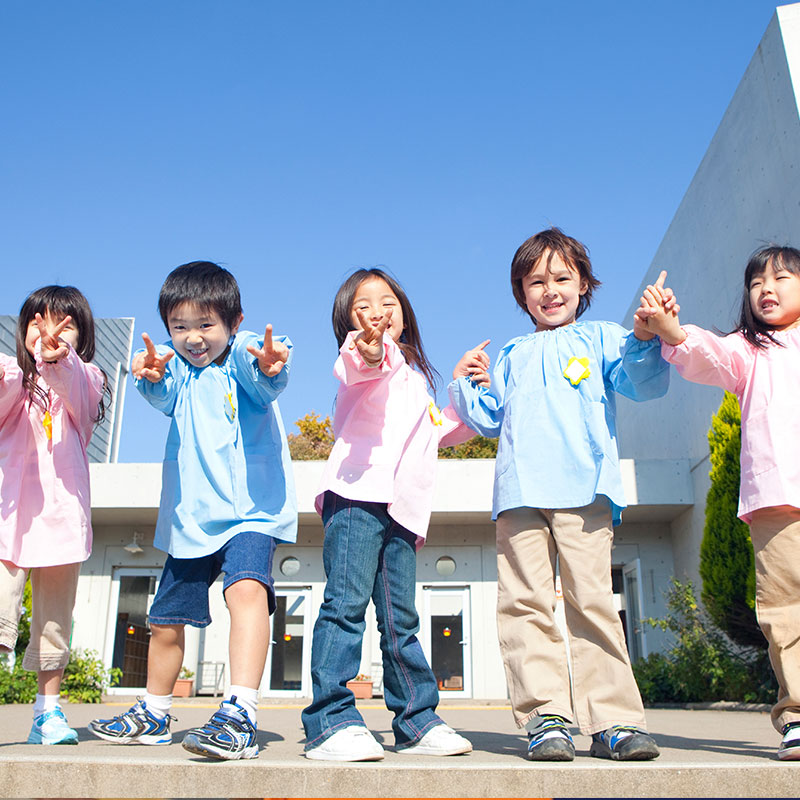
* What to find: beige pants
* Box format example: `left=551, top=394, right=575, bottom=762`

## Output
left=0, top=560, right=81, bottom=672
left=496, top=499, right=647, bottom=734
left=749, top=505, right=800, bottom=732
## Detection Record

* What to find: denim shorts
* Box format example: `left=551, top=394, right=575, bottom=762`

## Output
left=148, top=532, right=278, bottom=627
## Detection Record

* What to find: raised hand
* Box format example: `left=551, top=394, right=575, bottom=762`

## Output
left=350, top=307, right=392, bottom=366
left=453, top=339, right=491, bottom=387
left=131, top=333, right=174, bottom=382
left=35, top=313, right=72, bottom=362
left=247, top=324, right=289, bottom=377
left=633, top=270, right=685, bottom=345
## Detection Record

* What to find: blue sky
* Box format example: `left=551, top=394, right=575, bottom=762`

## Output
left=0, top=1, right=787, bottom=461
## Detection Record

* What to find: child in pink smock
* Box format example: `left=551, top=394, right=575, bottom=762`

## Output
left=302, top=268, right=479, bottom=762
left=636, top=246, right=800, bottom=761
left=0, top=286, right=107, bottom=745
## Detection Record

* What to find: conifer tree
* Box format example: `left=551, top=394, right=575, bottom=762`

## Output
left=700, top=392, right=765, bottom=648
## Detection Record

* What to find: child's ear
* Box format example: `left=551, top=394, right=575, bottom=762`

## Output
left=579, top=279, right=589, bottom=296
left=230, top=313, right=244, bottom=336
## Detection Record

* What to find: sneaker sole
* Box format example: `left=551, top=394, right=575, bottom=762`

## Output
left=88, top=727, right=171, bottom=746
left=778, top=746, right=800, bottom=761
left=590, top=740, right=660, bottom=761
left=527, top=739, right=575, bottom=761
left=182, top=737, right=259, bottom=760
left=305, top=748, right=384, bottom=761
left=27, top=733, right=78, bottom=745
left=397, top=743, right=473, bottom=756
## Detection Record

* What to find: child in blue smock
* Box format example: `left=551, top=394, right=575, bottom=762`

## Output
left=450, top=228, right=667, bottom=762
left=90, top=261, right=296, bottom=761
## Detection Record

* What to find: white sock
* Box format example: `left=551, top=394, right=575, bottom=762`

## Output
left=143, top=692, right=173, bottom=719
left=227, top=685, right=258, bottom=725
left=33, top=694, right=61, bottom=715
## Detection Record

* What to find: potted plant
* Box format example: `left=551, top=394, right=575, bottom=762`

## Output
left=173, top=666, right=195, bottom=697
left=345, top=673, right=373, bottom=699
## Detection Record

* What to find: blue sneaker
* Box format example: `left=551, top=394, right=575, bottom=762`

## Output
left=88, top=699, right=171, bottom=745
left=590, top=725, right=659, bottom=760
left=181, top=697, right=258, bottom=760
left=526, top=715, right=574, bottom=761
left=27, top=707, right=78, bottom=745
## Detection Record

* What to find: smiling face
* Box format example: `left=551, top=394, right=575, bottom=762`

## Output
left=350, top=277, right=405, bottom=342
left=25, top=313, right=80, bottom=357
left=523, top=250, right=588, bottom=331
left=749, top=260, right=800, bottom=331
left=167, top=301, right=242, bottom=367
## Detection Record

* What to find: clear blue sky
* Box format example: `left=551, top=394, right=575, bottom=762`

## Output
left=0, top=0, right=787, bottom=462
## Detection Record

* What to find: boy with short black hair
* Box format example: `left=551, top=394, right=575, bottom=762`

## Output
left=90, top=261, right=296, bottom=760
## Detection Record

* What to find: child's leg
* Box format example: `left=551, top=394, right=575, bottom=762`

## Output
left=553, top=498, right=646, bottom=735
left=145, top=623, right=185, bottom=694
left=749, top=505, right=800, bottom=732
left=0, top=559, right=27, bottom=654
left=302, top=494, right=384, bottom=749
left=496, top=506, right=572, bottom=727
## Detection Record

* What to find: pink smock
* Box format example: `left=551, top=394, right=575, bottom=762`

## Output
left=0, top=345, right=105, bottom=568
left=662, top=324, right=800, bottom=522
left=315, top=333, right=474, bottom=547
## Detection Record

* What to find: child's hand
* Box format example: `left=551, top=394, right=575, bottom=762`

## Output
left=633, top=270, right=685, bottom=345
left=453, top=339, right=491, bottom=387
left=132, top=333, right=174, bottom=382
left=247, top=324, right=289, bottom=377
left=35, top=313, right=72, bottom=362
left=351, top=307, right=392, bottom=367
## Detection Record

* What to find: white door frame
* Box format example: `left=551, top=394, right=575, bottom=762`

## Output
left=103, top=567, right=161, bottom=696
left=261, top=584, right=313, bottom=698
left=421, top=584, right=472, bottom=698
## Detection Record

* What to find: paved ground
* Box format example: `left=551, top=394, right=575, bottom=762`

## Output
left=0, top=697, right=795, bottom=798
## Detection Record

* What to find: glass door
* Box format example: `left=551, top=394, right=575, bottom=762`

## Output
left=104, top=568, right=160, bottom=694
left=262, top=587, right=312, bottom=697
left=622, top=559, right=648, bottom=662
left=421, top=585, right=472, bottom=698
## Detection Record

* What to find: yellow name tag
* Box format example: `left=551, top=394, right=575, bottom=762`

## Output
left=42, top=410, right=53, bottom=440
left=429, top=400, right=443, bottom=426
left=563, top=357, right=591, bottom=386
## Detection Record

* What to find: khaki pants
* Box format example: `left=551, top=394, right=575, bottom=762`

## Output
left=0, top=560, right=81, bottom=672
left=749, top=505, right=800, bottom=732
left=496, top=499, right=646, bottom=734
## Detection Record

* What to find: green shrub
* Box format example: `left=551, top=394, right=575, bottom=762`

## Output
left=0, top=649, right=121, bottom=704
left=700, top=392, right=764, bottom=648
left=633, top=578, right=776, bottom=704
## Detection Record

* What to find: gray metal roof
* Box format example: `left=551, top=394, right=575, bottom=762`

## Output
left=0, top=316, right=134, bottom=463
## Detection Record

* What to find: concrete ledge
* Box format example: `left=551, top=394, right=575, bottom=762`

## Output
left=0, top=702, right=793, bottom=798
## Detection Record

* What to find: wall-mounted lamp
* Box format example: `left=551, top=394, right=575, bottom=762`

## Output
left=124, top=531, right=144, bottom=555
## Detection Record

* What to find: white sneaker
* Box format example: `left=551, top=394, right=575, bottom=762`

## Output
left=397, top=724, right=472, bottom=756
left=305, top=725, right=384, bottom=762
left=779, top=722, right=800, bottom=760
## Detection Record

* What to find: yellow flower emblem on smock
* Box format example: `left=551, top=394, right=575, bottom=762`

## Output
left=563, top=356, right=591, bottom=386
left=429, top=401, right=443, bottom=426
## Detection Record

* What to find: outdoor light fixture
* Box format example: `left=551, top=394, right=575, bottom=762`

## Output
left=124, top=531, right=144, bottom=555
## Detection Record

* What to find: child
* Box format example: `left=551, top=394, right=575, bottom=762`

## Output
left=449, top=227, right=668, bottom=761
left=301, top=268, right=475, bottom=761
left=635, top=246, right=800, bottom=761
left=0, top=286, right=108, bottom=745
left=89, top=261, right=296, bottom=760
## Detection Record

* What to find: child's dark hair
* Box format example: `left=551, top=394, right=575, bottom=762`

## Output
left=735, top=244, right=800, bottom=349
left=15, top=285, right=110, bottom=422
left=158, top=261, right=242, bottom=331
left=331, top=267, right=440, bottom=390
left=510, top=227, right=601, bottom=324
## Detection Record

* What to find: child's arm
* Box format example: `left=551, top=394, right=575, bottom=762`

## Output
left=246, top=324, right=289, bottom=377
left=633, top=271, right=685, bottom=345
left=351, top=307, right=392, bottom=367
left=0, top=355, right=26, bottom=425
left=452, top=339, right=491, bottom=388
left=131, top=333, right=175, bottom=382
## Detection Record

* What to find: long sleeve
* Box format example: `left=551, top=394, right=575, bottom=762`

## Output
left=661, top=324, right=751, bottom=395
left=35, top=343, right=105, bottom=441
left=0, top=355, right=26, bottom=426
left=602, top=326, right=670, bottom=402
left=335, top=331, right=404, bottom=386
left=230, top=332, right=293, bottom=407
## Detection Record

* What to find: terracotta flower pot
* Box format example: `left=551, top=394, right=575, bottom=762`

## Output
left=173, top=678, right=195, bottom=697
left=346, top=680, right=373, bottom=699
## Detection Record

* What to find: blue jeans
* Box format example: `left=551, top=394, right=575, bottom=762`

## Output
left=302, top=493, right=442, bottom=749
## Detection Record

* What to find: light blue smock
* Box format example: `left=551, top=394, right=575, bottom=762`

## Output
left=135, top=331, right=297, bottom=558
left=447, top=320, right=669, bottom=525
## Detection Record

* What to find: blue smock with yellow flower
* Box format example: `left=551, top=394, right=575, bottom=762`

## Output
left=448, top=320, right=669, bottom=525
left=135, top=331, right=297, bottom=557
